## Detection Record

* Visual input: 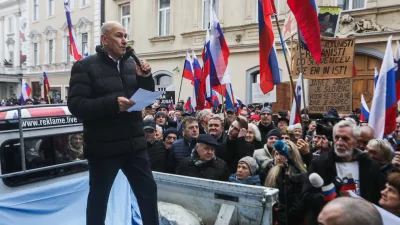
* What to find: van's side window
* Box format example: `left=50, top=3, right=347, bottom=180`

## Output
left=0, top=132, right=88, bottom=186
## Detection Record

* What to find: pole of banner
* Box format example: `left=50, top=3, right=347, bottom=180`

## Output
left=177, top=53, right=187, bottom=103
left=219, top=84, right=224, bottom=110
left=271, top=2, right=302, bottom=124
left=297, top=28, right=308, bottom=122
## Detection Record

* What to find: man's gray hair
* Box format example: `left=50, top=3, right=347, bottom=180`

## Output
left=196, top=109, right=212, bottom=121
left=323, top=197, right=383, bottom=225
left=333, top=120, right=361, bottom=139
left=101, top=21, right=122, bottom=35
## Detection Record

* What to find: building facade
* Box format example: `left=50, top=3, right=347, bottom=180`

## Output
left=105, top=0, right=399, bottom=112
left=25, top=0, right=101, bottom=102
left=0, top=0, right=27, bottom=99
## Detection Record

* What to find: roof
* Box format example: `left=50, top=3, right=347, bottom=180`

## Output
left=0, top=106, right=71, bottom=120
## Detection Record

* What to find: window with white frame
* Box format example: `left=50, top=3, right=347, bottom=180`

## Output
left=158, top=0, right=170, bottom=36
left=337, top=0, right=365, bottom=11
left=81, top=0, right=89, bottom=7
left=81, top=33, right=88, bottom=56
left=202, top=0, right=219, bottom=30
left=48, top=0, right=55, bottom=17
left=155, top=75, right=172, bottom=92
left=67, top=37, right=71, bottom=62
left=256, top=0, right=279, bottom=23
left=8, top=17, right=13, bottom=33
left=33, top=0, right=39, bottom=21
left=33, top=43, right=38, bottom=65
left=48, top=40, right=53, bottom=64
left=120, top=4, right=130, bottom=40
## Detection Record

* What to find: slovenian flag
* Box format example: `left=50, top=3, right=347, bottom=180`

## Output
left=289, top=73, right=303, bottom=125
left=193, top=51, right=205, bottom=110
left=185, top=97, right=194, bottom=113
left=202, top=30, right=212, bottom=103
left=369, top=36, right=397, bottom=138
left=20, top=79, right=32, bottom=105
left=182, top=51, right=194, bottom=82
left=43, top=69, right=51, bottom=103
left=225, top=83, right=235, bottom=110
left=258, top=0, right=280, bottom=94
left=287, top=0, right=321, bottom=64
left=209, top=8, right=230, bottom=87
left=322, top=183, right=337, bottom=201
left=341, top=175, right=357, bottom=192
left=211, top=90, right=220, bottom=107
left=64, top=0, right=82, bottom=61
left=169, top=97, right=175, bottom=111
left=360, top=94, right=370, bottom=121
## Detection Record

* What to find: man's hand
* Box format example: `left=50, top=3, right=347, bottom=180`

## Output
left=297, top=139, right=310, bottom=155
left=136, top=60, right=152, bottom=77
left=393, top=152, right=400, bottom=172
left=238, top=128, right=247, bottom=138
left=118, top=97, right=135, bottom=112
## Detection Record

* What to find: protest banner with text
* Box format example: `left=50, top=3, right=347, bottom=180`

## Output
left=308, top=78, right=352, bottom=113
left=292, top=37, right=355, bottom=79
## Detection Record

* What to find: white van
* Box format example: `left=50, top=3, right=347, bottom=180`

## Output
left=0, top=105, right=278, bottom=225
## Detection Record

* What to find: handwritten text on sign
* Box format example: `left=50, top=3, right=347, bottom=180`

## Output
left=292, top=38, right=355, bottom=79
left=308, top=78, right=352, bottom=113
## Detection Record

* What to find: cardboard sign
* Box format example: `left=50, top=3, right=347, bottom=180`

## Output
left=308, top=78, right=352, bottom=113
left=292, top=38, right=355, bottom=79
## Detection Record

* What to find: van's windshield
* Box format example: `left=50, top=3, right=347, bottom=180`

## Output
left=0, top=132, right=88, bottom=186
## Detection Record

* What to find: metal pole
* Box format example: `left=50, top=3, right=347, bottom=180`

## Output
left=270, top=2, right=302, bottom=124
left=177, top=74, right=184, bottom=103
left=297, top=29, right=308, bottom=121
left=17, top=107, right=26, bottom=172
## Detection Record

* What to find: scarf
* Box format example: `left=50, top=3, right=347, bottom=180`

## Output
left=189, top=148, right=216, bottom=167
left=229, top=174, right=261, bottom=186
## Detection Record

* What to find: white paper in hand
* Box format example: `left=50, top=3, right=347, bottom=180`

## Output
left=127, top=88, right=164, bottom=112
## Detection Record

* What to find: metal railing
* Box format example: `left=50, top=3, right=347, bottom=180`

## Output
left=0, top=104, right=85, bottom=179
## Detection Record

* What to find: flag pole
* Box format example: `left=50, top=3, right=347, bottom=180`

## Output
left=271, top=1, right=302, bottom=124
left=297, top=28, right=308, bottom=122
left=177, top=55, right=186, bottom=103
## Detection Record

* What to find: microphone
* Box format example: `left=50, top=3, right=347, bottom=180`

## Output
left=308, top=172, right=338, bottom=202
left=309, top=172, right=324, bottom=188
left=124, top=46, right=151, bottom=74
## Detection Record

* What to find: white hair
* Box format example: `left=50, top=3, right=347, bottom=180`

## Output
left=156, top=125, right=163, bottom=134
left=248, top=123, right=262, bottom=142
left=101, top=21, right=123, bottom=35
left=196, top=109, right=212, bottom=121
left=333, top=120, right=361, bottom=139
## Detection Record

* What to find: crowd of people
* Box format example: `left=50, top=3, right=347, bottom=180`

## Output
left=142, top=100, right=400, bottom=225
left=1, top=95, right=65, bottom=106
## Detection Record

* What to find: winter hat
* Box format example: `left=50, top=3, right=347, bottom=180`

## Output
left=238, top=156, right=259, bottom=175
left=155, top=111, right=166, bottom=119
left=292, top=123, right=302, bottom=131
left=250, top=114, right=260, bottom=121
left=267, top=129, right=282, bottom=140
left=259, top=107, right=272, bottom=115
left=163, top=128, right=179, bottom=141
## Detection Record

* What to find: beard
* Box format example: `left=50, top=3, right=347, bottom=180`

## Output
left=334, top=146, right=353, bottom=158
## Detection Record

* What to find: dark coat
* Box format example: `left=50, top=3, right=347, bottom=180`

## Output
left=302, top=149, right=384, bottom=225
left=258, top=122, right=276, bottom=144
left=225, top=137, right=252, bottom=173
left=67, top=46, right=155, bottom=158
left=167, top=138, right=197, bottom=173
left=177, top=157, right=231, bottom=181
left=147, top=140, right=168, bottom=173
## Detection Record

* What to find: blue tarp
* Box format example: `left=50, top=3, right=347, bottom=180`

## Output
left=0, top=171, right=143, bottom=225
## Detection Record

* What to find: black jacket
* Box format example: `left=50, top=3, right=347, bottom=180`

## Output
left=258, top=122, right=276, bottom=144
left=302, top=149, right=384, bottom=225
left=147, top=140, right=168, bottom=173
left=177, top=157, right=231, bottom=181
left=225, top=136, right=252, bottom=173
left=68, top=46, right=155, bottom=158
left=167, top=138, right=197, bottom=173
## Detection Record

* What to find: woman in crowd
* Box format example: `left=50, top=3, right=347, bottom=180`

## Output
left=66, top=133, right=84, bottom=160
left=264, top=140, right=306, bottom=225
left=365, top=139, right=394, bottom=179
left=229, top=156, right=261, bottom=186
left=245, top=123, right=263, bottom=151
left=379, top=172, right=400, bottom=217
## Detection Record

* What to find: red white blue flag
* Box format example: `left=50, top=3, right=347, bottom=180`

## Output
left=360, top=94, right=370, bottom=122
left=289, top=73, right=303, bottom=125
left=369, top=36, right=397, bottom=138
left=64, top=0, right=82, bottom=61
left=182, top=51, right=194, bottom=82
left=20, top=79, right=32, bottom=104
left=258, top=0, right=280, bottom=94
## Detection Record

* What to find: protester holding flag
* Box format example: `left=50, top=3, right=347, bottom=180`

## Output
left=67, top=21, right=158, bottom=225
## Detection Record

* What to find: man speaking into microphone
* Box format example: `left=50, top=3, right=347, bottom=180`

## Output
left=302, top=120, right=383, bottom=225
left=68, top=21, right=158, bottom=225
